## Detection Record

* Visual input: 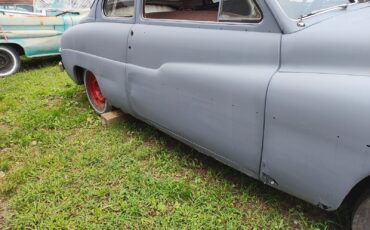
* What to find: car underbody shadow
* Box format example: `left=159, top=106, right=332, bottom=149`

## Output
left=20, top=56, right=61, bottom=72
left=117, top=113, right=349, bottom=229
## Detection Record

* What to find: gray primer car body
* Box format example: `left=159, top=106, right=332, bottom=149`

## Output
left=61, top=0, right=370, bottom=211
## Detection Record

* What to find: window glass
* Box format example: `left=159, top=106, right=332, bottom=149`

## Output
left=104, top=0, right=134, bottom=17
left=143, top=0, right=262, bottom=23
left=219, top=0, right=262, bottom=22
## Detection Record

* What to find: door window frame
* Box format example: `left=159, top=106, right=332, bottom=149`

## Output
left=97, top=0, right=136, bottom=23
left=136, top=0, right=281, bottom=33
left=218, top=0, right=263, bottom=23
left=140, top=0, right=264, bottom=25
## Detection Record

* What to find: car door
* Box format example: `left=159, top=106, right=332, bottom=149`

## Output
left=126, top=0, right=281, bottom=177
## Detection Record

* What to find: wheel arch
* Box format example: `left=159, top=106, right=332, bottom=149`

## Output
left=1, top=43, right=25, bottom=56
left=73, top=65, right=85, bottom=85
left=341, top=175, right=370, bottom=210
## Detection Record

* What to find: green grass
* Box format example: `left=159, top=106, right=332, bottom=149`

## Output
left=0, top=57, right=345, bottom=229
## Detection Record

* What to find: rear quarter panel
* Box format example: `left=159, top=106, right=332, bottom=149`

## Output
left=61, top=22, right=132, bottom=112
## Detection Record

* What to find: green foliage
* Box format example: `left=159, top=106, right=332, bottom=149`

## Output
left=0, top=59, right=344, bottom=229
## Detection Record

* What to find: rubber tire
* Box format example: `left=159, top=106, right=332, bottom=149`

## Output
left=83, top=70, right=112, bottom=114
left=352, top=190, right=370, bottom=230
left=0, top=45, right=21, bottom=77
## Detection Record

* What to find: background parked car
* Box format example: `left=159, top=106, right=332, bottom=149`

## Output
left=0, top=3, right=33, bottom=12
left=0, top=0, right=33, bottom=12
left=0, top=10, right=86, bottom=77
left=0, top=0, right=94, bottom=77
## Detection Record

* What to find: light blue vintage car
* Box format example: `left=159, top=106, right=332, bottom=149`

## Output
left=60, top=0, right=370, bottom=228
left=0, top=10, right=85, bottom=77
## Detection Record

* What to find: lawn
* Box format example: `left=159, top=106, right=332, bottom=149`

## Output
left=0, top=58, right=345, bottom=229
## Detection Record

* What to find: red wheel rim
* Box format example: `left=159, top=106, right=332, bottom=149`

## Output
left=86, top=71, right=106, bottom=111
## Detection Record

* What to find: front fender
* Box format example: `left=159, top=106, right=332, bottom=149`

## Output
left=262, top=72, right=370, bottom=210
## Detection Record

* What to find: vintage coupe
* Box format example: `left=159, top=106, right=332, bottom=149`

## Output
left=61, top=0, right=370, bottom=228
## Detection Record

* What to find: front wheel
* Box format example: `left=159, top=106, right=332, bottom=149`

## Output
left=83, top=70, right=112, bottom=114
left=352, top=190, right=370, bottom=230
left=0, top=45, right=20, bottom=77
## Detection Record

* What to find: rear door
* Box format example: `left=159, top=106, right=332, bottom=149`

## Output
left=126, top=0, right=281, bottom=177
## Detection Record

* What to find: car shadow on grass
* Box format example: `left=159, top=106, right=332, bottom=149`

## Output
left=119, top=114, right=349, bottom=229
left=19, top=56, right=61, bottom=72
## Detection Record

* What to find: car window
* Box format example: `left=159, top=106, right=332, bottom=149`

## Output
left=219, top=0, right=261, bottom=22
left=103, top=0, right=134, bottom=17
left=143, top=0, right=262, bottom=23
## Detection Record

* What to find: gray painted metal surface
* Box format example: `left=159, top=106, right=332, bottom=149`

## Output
left=262, top=6, right=370, bottom=210
left=126, top=24, right=280, bottom=177
left=61, top=0, right=370, bottom=211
